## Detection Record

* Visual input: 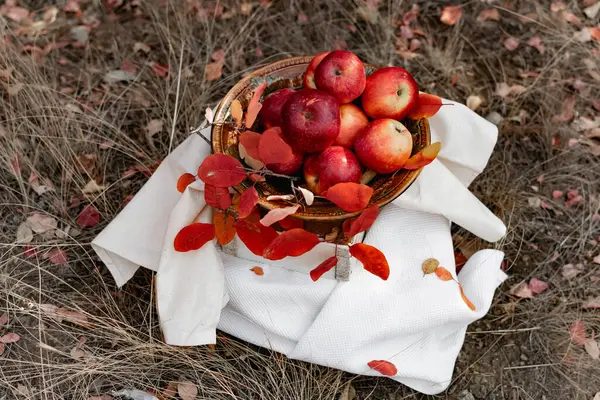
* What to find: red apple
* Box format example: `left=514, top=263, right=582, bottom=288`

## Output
left=361, top=67, right=419, bottom=120
left=335, top=104, right=369, bottom=148
left=281, top=88, right=340, bottom=153
left=303, top=52, right=330, bottom=89
left=354, top=119, right=413, bottom=174
left=260, top=88, right=296, bottom=129
left=314, top=50, right=366, bottom=104
left=303, top=146, right=362, bottom=195
left=265, top=128, right=305, bottom=175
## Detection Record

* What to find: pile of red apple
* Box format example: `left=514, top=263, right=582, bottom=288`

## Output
left=250, top=50, right=442, bottom=198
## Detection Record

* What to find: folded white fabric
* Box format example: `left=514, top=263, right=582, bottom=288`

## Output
left=92, top=100, right=507, bottom=395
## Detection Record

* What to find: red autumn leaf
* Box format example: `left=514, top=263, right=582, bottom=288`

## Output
left=177, top=173, right=196, bottom=193
left=24, top=246, right=37, bottom=258
left=198, top=154, right=246, bottom=187
left=403, top=142, right=442, bottom=170
left=204, top=185, right=231, bottom=210
left=246, top=82, right=267, bottom=129
left=260, top=205, right=300, bottom=227
left=368, top=360, right=397, bottom=376
left=435, top=266, right=454, bottom=281
left=407, top=93, right=443, bottom=119
left=529, top=277, right=549, bottom=294
left=152, top=62, right=169, bottom=78
left=263, top=229, right=320, bottom=261
left=440, top=6, right=462, bottom=25
left=343, top=205, right=379, bottom=237
left=349, top=243, right=390, bottom=280
left=569, top=320, right=588, bottom=346
left=238, top=187, right=259, bottom=219
left=250, top=266, right=264, bottom=276
left=458, top=284, right=476, bottom=311
left=239, top=131, right=262, bottom=161
left=324, top=183, right=373, bottom=212
left=46, top=248, right=68, bottom=265
left=259, top=127, right=294, bottom=165
left=454, top=251, right=467, bottom=274
left=76, top=205, right=101, bottom=228
left=279, top=216, right=304, bottom=230
left=236, top=219, right=279, bottom=256
left=310, top=256, right=338, bottom=281
left=213, top=211, right=236, bottom=245
left=173, top=223, right=215, bottom=252
left=503, top=37, right=519, bottom=51
left=0, top=332, right=20, bottom=344
left=477, top=8, right=500, bottom=22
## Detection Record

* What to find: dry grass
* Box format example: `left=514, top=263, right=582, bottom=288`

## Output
left=1, top=0, right=599, bottom=399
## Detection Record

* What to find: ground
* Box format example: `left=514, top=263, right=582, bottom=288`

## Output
left=1, top=0, right=599, bottom=399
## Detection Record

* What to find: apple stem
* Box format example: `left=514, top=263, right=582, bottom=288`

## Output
left=244, top=168, right=300, bottom=181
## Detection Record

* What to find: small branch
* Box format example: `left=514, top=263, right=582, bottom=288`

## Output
left=466, top=326, right=540, bottom=335
left=503, top=363, right=558, bottom=371
left=245, top=168, right=299, bottom=181
left=168, top=44, right=185, bottom=154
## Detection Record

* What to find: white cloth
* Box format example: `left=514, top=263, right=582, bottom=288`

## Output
left=92, top=100, right=507, bottom=395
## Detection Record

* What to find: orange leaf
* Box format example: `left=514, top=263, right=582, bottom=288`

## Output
left=368, top=360, right=397, bottom=376
left=263, top=228, right=320, bottom=260
left=403, top=142, right=441, bottom=170
left=213, top=211, right=236, bottom=245
left=76, top=205, right=101, bottom=228
left=408, top=93, right=444, bottom=119
left=246, top=82, right=267, bottom=129
left=440, top=6, right=462, bottom=25
left=204, top=185, right=231, bottom=210
left=152, top=62, right=169, bottom=78
left=236, top=219, right=278, bottom=256
left=435, top=266, right=454, bottom=281
left=279, top=216, right=304, bottom=230
left=458, top=284, right=476, bottom=311
left=349, top=243, right=390, bottom=280
left=173, top=223, right=215, bottom=252
left=260, top=205, right=300, bottom=227
left=343, top=205, right=379, bottom=237
left=238, top=187, right=259, bottom=219
left=259, top=127, right=294, bottom=165
left=569, top=320, right=588, bottom=346
left=177, top=173, right=196, bottom=193
left=454, top=251, right=467, bottom=274
left=198, top=154, right=246, bottom=187
left=250, top=266, right=264, bottom=276
left=231, top=99, right=243, bottom=125
left=310, top=256, right=338, bottom=281
left=324, top=183, right=373, bottom=212
left=239, top=131, right=262, bottom=161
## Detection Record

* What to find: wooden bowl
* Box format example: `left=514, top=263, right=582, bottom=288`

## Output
left=212, top=56, right=430, bottom=239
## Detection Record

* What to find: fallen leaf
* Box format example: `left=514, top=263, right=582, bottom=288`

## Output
left=152, top=62, right=169, bottom=78
left=250, top=266, right=264, bottom=276
left=146, top=119, right=163, bottom=138
left=435, top=266, right=454, bottom=281
left=133, top=42, right=151, bottom=53
left=528, top=197, right=541, bottom=208
left=504, top=37, right=519, bottom=51
left=343, top=206, right=379, bottom=237
left=565, top=194, right=584, bottom=207
left=569, top=320, right=588, bottom=346
left=574, top=28, right=592, bottom=42
left=583, top=296, right=600, bottom=309
left=527, top=36, right=545, bottom=54
left=0, top=332, right=20, bottom=343
left=0, top=343, right=4, bottom=356
left=551, top=1, right=567, bottom=12
left=295, top=187, right=314, bottom=206
left=263, top=228, right=320, bottom=260
left=205, top=62, right=223, bottom=81
left=562, top=263, right=584, bottom=279
left=477, top=8, right=500, bottom=22
left=440, top=6, right=462, bottom=25
left=173, top=223, right=215, bottom=252
left=585, top=340, right=600, bottom=359
left=310, top=256, right=338, bottom=281
left=236, top=219, right=279, bottom=256
left=177, top=381, right=198, bottom=400
left=367, top=360, right=397, bottom=376
left=552, top=97, right=576, bottom=123
left=511, top=283, right=534, bottom=299
left=238, top=187, right=259, bottom=219
left=197, top=154, right=246, bottom=187
left=459, top=284, right=476, bottom=311
left=16, top=223, right=33, bottom=243
left=350, top=243, right=390, bottom=280
left=77, top=205, right=101, bottom=228
left=104, top=69, right=136, bottom=83
left=111, top=389, right=158, bottom=400
left=0, top=313, right=8, bottom=327
left=584, top=2, right=600, bottom=19
left=466, top=95, right=483, bottom=111
left=24, top=246, right=37, bottom=258
left=6, top=6, right=30, bottom=22
left=16, top=385, right=30, bottom=397
left=422, top=258, right=439, bottom=275
left=25, top=213, right=57, bottom=233
left=562, top=10, right=583, bottom=26
left=213, top=211, right=236, bottom=245
left=594, top=254, right=600, bottom=264
left=259, top=127, right=294, bottom=165
left=324, top=183, right=373, bottom=212
left=407, top=93, right=443, bottom=119
left=205, top=107, right=214, bottom=125
left=246, top=82, right=268, bottom=129
left=177, top=173, right=196, bottom=193
left=46, top=248, right=68, bottom=265
left=529, top=277, right=549, bottom=294
left=82, top=180, right=106, bottom=194
left=552, top=190, right=564, bottom=199
left=211, top=48, right=225, bottom=63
